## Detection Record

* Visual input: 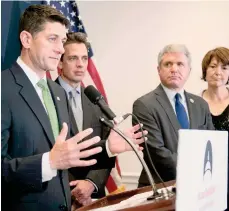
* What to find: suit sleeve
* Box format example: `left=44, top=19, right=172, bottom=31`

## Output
left=1, top=96, right=43, bottom=192
left=85, top=119, right=113, bottom=195
left=86, top=168, right=112, bottom=195
left=132, top=99, right=177, bottom=181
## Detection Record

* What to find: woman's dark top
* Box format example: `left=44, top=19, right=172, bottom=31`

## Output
left=211, top=104, right=229, bottom=133
left=211, top=104, right=229, bottom=211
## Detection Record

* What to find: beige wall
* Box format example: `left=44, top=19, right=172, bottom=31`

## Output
left=78, top=1, right=229, bottom=189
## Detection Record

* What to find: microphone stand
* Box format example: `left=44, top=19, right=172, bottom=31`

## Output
left=100, top=117, right=165, bottom=200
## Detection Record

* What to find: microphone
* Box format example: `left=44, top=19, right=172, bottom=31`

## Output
left=84, top=85, right=128, bottom=124
left=100, top=117, right=175, bottom=201
left=85, top=85, right=174, bottom=200
left=99, top=117, right=162, bottom=200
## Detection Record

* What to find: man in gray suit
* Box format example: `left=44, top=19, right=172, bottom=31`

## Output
left=133, top=44, right=214, bottom=187
left=56, top=32, right=113, bottom=205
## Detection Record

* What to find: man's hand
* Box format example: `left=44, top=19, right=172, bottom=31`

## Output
left=70, top=180, right=94, bottom=205
left=78, top=197, right=92, bottom=206
left=108, top=123, right=148, bottom=154
left=49, top=123, right=103, bottom=170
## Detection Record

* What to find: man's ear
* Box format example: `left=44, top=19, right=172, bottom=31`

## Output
left=20, top=31, right=33, bottom=49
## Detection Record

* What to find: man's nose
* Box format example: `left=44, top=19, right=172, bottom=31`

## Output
left=171, top=63, right=178, bottom=72
left=76, top=59, right=83, bottom=67
left=55, top=42, right=65, bottom=55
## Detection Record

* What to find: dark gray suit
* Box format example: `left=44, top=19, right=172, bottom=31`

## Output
left=132, top=84, right=214, bottom=187
left=56, top=78, right=114, bottom=198
left=1, top=63, right=114, bottom=211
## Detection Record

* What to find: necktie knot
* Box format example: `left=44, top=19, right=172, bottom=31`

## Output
left=175, top=93, right=181, bottom=102
left=69, top=91, right=73, bottom=99
left=37, top=79, right=48, bottom=91
left=69, top=90, right=77, bottom=106
left=69, top=90, right=78, bottom=99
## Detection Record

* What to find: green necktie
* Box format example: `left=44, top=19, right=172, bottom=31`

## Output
left=37, top=79, right=59, bottom=139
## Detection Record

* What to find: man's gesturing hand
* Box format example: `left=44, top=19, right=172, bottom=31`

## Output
left=49, top=123, right=102, bottom=170
left=108, top=123, right=148, bottom=154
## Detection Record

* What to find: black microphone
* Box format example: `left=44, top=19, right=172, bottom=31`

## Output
left=84, top=85, right=129, bottom=124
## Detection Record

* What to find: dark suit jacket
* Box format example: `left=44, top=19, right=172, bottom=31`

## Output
left=55, top=78, right=114, bottom=198
left=1, top=63, right=114, bottom=211
left=132, top=84, right=215, bottom=187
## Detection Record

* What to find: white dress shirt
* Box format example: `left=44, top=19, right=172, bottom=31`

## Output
left=17, top=59, right=116, bottom=184
left=161, top=83, right=189, bottom=120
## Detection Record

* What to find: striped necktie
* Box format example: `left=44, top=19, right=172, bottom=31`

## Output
left=69, top=90, right=83, bottom=131
left=37, top=79, right=59, bottom=139
left=175, top=93, right=189, bottom=129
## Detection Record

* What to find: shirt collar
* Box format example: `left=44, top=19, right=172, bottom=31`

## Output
left=58, top=76, right=81, bottom=95
left=17, top=57, right=47, bottom=88
left=161, top=83, right=185, bottom=102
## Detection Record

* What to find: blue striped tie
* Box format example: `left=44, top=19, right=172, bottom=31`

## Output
left=175, top=93, right=189, bottom=129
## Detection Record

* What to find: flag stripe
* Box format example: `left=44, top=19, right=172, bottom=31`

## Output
left=87, top=58, right=108, bottom=102
left=115, top=159, right=121, bottom=176
left=106, top=174, right=119, bottom=192
left=46, top=71, right=52, bottom=79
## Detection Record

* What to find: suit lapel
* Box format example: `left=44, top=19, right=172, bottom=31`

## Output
left=56, top=77, right=80, bottom=135
left=12, top=64, right=55, bottom=146
left=155, top=85, right=180, bottom=136
left=185, top=92, right=197, bottom=129
left=47, top=80, right=71, bottom=209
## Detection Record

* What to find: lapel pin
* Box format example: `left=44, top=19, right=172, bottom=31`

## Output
left=57, top=97, right=60, bottom=101
left=190, top=98, right=194, bottom=103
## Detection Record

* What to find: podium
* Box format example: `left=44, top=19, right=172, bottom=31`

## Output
left=74, top=180, right=175, bottom=211
left=73, top=130, right=228, bottom=211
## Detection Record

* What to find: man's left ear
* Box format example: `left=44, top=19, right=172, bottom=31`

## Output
left=20, top=30, right=33, bottom=49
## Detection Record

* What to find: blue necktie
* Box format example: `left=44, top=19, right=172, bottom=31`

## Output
left=175, top=93, right=189, bottom=129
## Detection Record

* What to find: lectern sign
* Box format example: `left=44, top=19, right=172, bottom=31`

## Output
left=176, top=130, right=228, bottom=211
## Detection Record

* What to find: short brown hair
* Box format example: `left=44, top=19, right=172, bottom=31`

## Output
left=65, top=32, right=90, bottom=48
left=61, top=32, right=90, bottom=61
left=202, top=47, right=229, bottom=81
left=19, top=4, right=69, bottom=36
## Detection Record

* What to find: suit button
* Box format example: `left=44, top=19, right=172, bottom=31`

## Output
left=59, top=204, right=67, bottom=211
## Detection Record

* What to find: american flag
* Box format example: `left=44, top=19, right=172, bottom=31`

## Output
left=43, top=0, right=124, bottom=194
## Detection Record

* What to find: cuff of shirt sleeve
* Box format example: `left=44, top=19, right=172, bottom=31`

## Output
left=42, top=152, right=57, bottom=182
left=85, top=179, right=98, bottom=193
left=106, top=140, right=117, bottom=157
